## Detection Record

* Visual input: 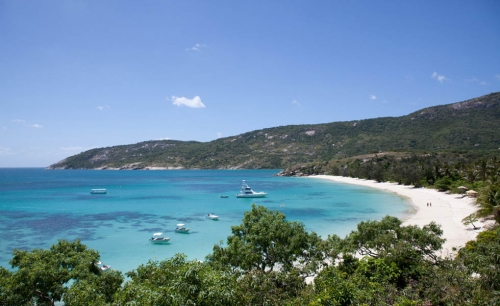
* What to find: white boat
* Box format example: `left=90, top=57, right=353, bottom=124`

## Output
left=100, top=264, right=111, bottom=271
left=206, top=213, right=219, bottom=220
left=236, top=180, right=267, bottom=198
left=91, top=189, right=107, bottom=194
left=149, top=232, right=171, bottom=244
left=175, top=223, right=190, bottom=233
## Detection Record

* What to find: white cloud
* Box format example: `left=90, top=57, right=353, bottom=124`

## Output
left=466, top=77, right=487, bottom=85
left=496, top=74, right=500, bottom=80
left=217, top=132, right=222, bottom=138
left=187, top=43, right=206, bottom=51
left=97, top=105, right=110, bottom=111
left=171, top=96, right=205, bottom=108
left=0, top=147, right=13, bottom=155
left=370, top=95, right=377, bottom=100
left=11, top=119, right=25, bottom=123
left=31, top=124, right=43, bottom=128
left=431, top=72, right=448, bottom=83
left=292, top=99, right=301, bottom=106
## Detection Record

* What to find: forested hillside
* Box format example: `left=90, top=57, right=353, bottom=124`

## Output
left=47, top=92, right=500, bottom=170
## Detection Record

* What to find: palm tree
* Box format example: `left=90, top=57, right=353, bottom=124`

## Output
left=477, top=158, right=488, bottom=182
left=475, top=185, right=500, bottom=223
left=464, top=166, right=479, bottom=184
left=487, top=156, right=500, bottom=184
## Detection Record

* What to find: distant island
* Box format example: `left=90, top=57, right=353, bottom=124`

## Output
left=47, top=92, right=500, bottom=170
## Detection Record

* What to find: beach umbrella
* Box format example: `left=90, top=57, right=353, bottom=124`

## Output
left=458, top=186, right=468, bottom=190
left=466, top=190, right=478, bottom=197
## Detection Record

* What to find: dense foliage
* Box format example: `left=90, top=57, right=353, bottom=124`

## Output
left=283, top=152, right=499, bottom=189
left=208, top=204, right=323, bottom=275
left=0, top=239, right=123, bottom=306
left=47, top=92, right=500, bottom=170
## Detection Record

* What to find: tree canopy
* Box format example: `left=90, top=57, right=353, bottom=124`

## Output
left=0, top=239, right=123, bottom=306
left=207, top=204, right=323, bottom=277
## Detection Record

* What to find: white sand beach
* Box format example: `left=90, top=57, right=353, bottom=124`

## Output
left=313, top=175, right=489, bottom=256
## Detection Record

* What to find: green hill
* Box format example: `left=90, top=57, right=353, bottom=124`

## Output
left=47, top=92, right=500, bottom=170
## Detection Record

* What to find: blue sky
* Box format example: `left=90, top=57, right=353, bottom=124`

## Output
left=1, top=1, right=499, bottom=167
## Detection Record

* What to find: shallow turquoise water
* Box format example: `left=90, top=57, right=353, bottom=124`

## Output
left=0, top=168, right=412, bottom=273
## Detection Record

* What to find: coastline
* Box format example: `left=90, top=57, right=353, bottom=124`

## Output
left=312, top=175, right=489, bottom=256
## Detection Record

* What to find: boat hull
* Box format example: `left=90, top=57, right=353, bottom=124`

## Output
left=236, top=193, right=267, bottom=198
left=91, top=189, right=107, bottom=194
left=150, top=239, right=171, bottom=244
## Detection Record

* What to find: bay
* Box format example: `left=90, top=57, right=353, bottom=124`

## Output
left=0, top=168, right=412, bottom=273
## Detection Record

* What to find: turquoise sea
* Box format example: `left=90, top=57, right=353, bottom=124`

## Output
left=0, top=168, right=412, bottom=274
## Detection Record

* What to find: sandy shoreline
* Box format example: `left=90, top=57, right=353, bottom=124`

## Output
left=312, top=175, right=488, bottom=256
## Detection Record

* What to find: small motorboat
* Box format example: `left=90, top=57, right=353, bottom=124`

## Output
left=236, top=180, right=267, bottom=198
left=91, top=189, right=107, bottom=194
left=149, top=232, right=171, bottom=244
left=220, top=194, right=229, bottom=198
left=100, top=264, right=111, bottom=271
left=206, top=213, right=219, bottom=220
left=175, top=223, right=190, bottom=233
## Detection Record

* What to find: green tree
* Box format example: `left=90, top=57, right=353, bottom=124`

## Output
left=115, top=254, right=238, bottom=306
left=434, top=176, right=452, bottom=191
left=236, top=269, right=308, bottom=306
left=311, top=217, right=480, bottom=305
left=206, top=204, right=323, bottom=304
left=208, top=204, right=323, bottom=276
left=338, top=216, right=445, bottom=288
left=459, top=226, right=500, bottom=303
left=64, top=269, right=124, bottom=305
left=475, top=184, right=500, bottom=223
left=0, top=239, right=120, bottom=306
left=462, top=213, right=480, bottom=230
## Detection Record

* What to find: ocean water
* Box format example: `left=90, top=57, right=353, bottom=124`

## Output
left=0, top=168, right=412, bottom=274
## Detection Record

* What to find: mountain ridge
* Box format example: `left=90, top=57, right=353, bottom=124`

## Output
left=47, top=92, right=500, bottom=170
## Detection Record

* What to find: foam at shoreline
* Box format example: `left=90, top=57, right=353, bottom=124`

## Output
left=312, top=175, right=490, bottom=256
